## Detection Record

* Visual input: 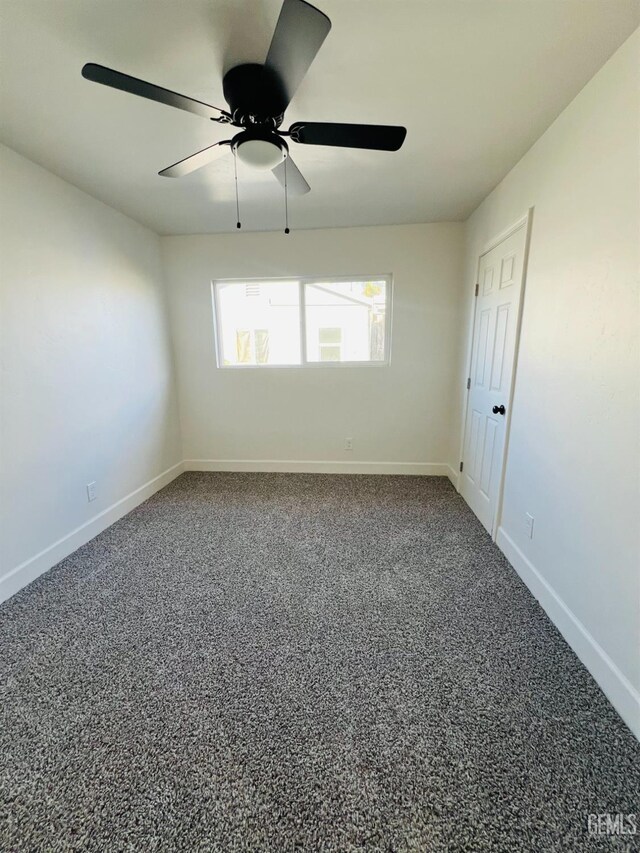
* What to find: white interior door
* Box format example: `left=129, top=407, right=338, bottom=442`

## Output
left=460, top=222, right=528, bottom=535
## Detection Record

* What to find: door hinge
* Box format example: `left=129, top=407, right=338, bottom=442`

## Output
left=459, top=461, right=464, bottom=472
left=466, top=377, right=471, bottom=390
left=475, top=283, right=479, bottom=296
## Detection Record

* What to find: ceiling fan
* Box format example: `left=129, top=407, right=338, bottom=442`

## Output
left=81, top=0, right=407, bottom=200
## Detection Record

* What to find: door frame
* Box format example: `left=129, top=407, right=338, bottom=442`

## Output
left=457, top=208, right=534, bottom=540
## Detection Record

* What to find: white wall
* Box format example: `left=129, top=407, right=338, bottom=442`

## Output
left=456, top=30, right=640, bottom=736
left=0, top=145, right=183, bottom=600
left=162, top=224, right=464, bottom=474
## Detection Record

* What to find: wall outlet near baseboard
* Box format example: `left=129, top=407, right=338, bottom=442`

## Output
left=344, top=437, right=353, bottom=451
left=86, top=481, right=97, bottom=502
left=525, top=512, right=534, bottom=539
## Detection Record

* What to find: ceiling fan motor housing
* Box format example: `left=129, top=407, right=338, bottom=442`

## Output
left=222, top=63, right=287, bottom=126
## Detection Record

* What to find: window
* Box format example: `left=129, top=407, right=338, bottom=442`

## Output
left=213, top=276, right=391, bottom=368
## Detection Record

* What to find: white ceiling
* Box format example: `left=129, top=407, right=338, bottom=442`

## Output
left=1, top=0, right=638, bottom=235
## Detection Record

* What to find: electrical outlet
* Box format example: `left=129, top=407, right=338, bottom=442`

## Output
left=86, top=481, right=97, bottom=503
left=344, top=437, right=353, bottom=451
left=525, top=513, right=534, bottom=539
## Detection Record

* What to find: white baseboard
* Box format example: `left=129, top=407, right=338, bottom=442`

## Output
left=496, top=527, right=640, bottom=741
left=446, top=465, right=460, bottom=491
left=0, top=461, right=185, bottom=605
left=184, top=459, right=451, bottom=476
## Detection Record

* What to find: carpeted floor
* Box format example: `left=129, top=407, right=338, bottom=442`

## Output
left=0, top=473, right=638, bottom=852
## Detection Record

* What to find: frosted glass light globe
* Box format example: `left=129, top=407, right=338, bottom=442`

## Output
left=236, top=139, right=285, bottom=170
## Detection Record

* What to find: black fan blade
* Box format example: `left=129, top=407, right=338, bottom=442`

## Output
left=272, top=156, right=310, bottom=195
left=290, top=122, right=407, bottom=151
left=265, top=0, right=331, bottom=113
left=159, top=141, right=231, bottom=178
left=82, top=63, right=229, bottom=121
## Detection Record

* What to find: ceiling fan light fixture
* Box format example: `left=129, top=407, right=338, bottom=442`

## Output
left=236, top=138, right=286, bottom=170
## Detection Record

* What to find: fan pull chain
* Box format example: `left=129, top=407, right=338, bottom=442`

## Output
left=233, top=150, right=241, bottom=229
left=284, top=156, right=290, bottom=235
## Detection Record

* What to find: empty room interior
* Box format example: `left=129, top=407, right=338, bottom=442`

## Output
left=1, top=0, right=639, bottom=849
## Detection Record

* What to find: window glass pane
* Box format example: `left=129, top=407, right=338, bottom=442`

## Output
left=304, top=280, right=387, bottom=363
left=216, top=281, right=300, bottom=366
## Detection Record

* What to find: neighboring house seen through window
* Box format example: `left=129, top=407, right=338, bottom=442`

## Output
left=318, top=328, right=342, bottom=362
left=213, top=277, right=391, bottom=367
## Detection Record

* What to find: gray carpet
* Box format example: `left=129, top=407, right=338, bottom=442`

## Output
left=0, top=473, right=638, bottom=852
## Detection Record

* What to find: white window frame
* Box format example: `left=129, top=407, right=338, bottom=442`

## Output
left=211, top=275, right=393, bottom=369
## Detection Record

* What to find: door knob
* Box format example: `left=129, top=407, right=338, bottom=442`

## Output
left=492, top=404, right=506, bottom=415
